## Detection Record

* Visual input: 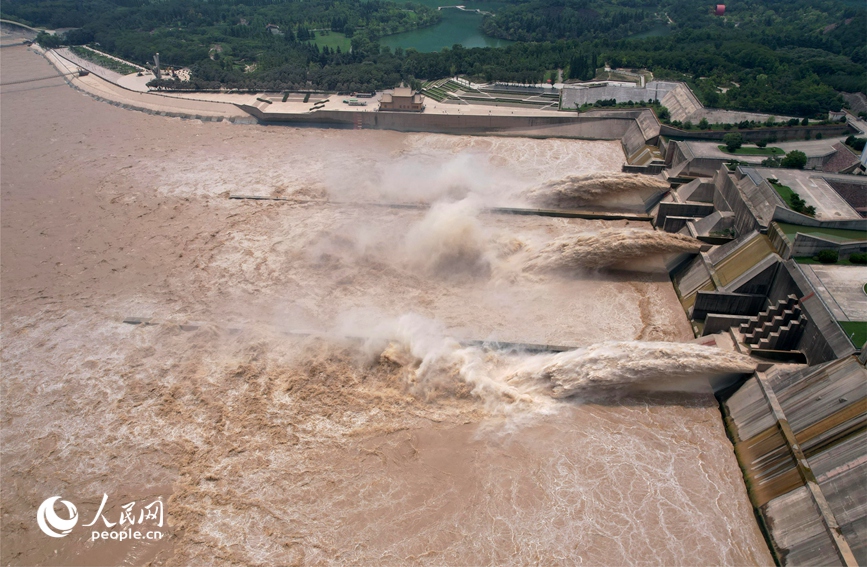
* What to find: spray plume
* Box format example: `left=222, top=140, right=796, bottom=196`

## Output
left=526, top=228, right=702, bottom=271
left=525, top=172, right=669, bottom=208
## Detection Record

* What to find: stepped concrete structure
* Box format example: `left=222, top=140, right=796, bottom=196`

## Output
left=657, top=122, right=866, bottom=567
left=561, top=79, right=796, bottom=124
left=723, top=357, right=865, bottom=566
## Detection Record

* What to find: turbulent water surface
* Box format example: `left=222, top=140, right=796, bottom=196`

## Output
left=0, top=46, right=773, bottom=566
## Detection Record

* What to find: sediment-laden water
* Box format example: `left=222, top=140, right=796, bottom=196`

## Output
left=1, top=45, right=772, bottom=566
left=524, top=172, right=671, bottom=209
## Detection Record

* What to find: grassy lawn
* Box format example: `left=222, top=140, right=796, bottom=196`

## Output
left=717, top=145, right=785, bottom=156
left=838, top=321, right=867, bottom=348
left=309, top=31, right=351, bottom=52
left=770, top=181, right=795, bottom=205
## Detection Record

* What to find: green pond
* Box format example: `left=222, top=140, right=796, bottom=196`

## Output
left=380, top=0, right=512, bottom=52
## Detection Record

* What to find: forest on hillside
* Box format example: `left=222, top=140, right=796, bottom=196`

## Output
left=2, top=0, right=864, bottom=117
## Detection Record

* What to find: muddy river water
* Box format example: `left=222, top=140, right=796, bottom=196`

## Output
left=0, top=45, right=772, bottom=566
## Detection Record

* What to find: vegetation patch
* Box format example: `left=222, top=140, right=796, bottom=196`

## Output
left=838, top=321, right=867, bottom=348
left=718, top=145, right=785, bottom=156
left=769, top=182, right=815, bottom=216
left=849, top=252, right=867, bottom=265
left=310, top=31, right=351, bottom=53
left=69, top=46, right=138, bottom=75
left=11, top=0, right=865, bottom=110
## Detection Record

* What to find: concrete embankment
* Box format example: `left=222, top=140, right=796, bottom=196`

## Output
left=723, top=358, right=865, bottom=566
left=239, top=104, right=643, bottom=140
left=39, top=47, right=253, bottom=123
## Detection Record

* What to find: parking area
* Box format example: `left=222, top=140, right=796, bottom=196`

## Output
left=800, top=264, right=867, bottom=321
left=749, top=167, right=863, bottom=221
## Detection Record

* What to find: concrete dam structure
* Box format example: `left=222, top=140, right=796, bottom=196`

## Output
left=7, top=38, right=865, bottom=564
left=724, top=357, right=865, bottom=565
left=656, top=139, right=866, bottom=566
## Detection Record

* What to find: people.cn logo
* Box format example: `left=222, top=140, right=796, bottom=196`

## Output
left=37, top=497, right=79, bottom=538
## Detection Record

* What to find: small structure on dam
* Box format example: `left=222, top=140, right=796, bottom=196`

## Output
left=379, top=85, right=425, bottom=112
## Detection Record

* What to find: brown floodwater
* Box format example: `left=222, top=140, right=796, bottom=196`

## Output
left=1, top=45, right=773, bottom=566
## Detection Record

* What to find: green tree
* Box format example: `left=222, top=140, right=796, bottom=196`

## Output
left=781, top=150, right=807, bottom=169
left=723, top=132, right=744, bottom=152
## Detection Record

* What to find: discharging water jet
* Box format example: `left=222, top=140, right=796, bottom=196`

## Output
left=524, top=172, right=670, bottom=210
left=526, top=228, right=703, bottom=271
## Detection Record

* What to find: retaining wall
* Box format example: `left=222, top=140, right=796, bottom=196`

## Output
left=791, top=234, right=867, bottom=257
left=702, top=313, right=752, bottom=335
left=655, top=202, right=714, bottom=228
left=693, top=291, right=766, bottom=319
left=659, top=124, right=852, bottom=142
left=771, top=207, right=867, bottom=231
left=241, top=105, right=639, bottom=140
left=714, top=170, right=764, bottom=236
left=560, top=81, right=678, bottom=108
left=767, top=261, right=855, bottom=364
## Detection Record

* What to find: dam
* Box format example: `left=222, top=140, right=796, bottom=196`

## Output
left=2, top=36, right=865, bottom=567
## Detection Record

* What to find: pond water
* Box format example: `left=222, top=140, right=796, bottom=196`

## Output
left=380, top=0, right=511, bottom=52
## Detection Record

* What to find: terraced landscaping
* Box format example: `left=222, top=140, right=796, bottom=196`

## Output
left=420, top=79, right=559, bottom=108
left=70, top=46, right=139, bottom=75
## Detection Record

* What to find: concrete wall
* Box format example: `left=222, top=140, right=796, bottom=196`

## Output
left=660, top=85, right=703, bottom=122
left=693, top=291, right=767, bottom=319
left=659, top=124, right=852, bottom=142
left=621, top=120, right=648, bottom=157
left=240, top=105, right=642, bottom=140
left=771, top=207, right=867, bottom=231
left=724, top=359, right=867, bottom=566
left=768, top=261, right=856, bottom=364
left=655, top=202, right=714, bottom=228
left=683, top=157, right=730, bottom=177
left=560, top=81, right=678, bottom=108
left=661, top=215, right=693, bottom=233
left=622, top=164, right=665, bottom=174
left=768, top=223, right=792, bottom=258
left=703, top=313, right=752, bottom=335
left=791, top=233, right=867, bottom=257
left=714, top=169, right=763, bottom=236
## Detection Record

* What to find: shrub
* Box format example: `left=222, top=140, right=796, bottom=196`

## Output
left=723, top=123, right=732, bottom=130
left=756, top=140, right=768, bottom=148
left=723, top=132, right=744, bottom=152
left=781, top=150, right=807, bottom=169
left=698, top=117, right=709, bottom=129
left=817, top=250, right=839, bottom=264
left=801, top=117, right=809, bottom=126
left=683, top=120, right=693, bottom=130
left=849, top=253, right=867, bottom=265
left=845, top=136, right=866, bottom=151
left=815, top=132, right=823, bottom=140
